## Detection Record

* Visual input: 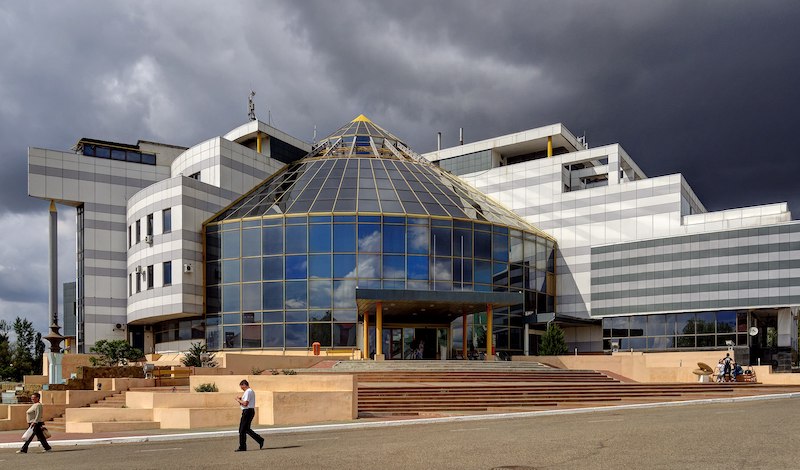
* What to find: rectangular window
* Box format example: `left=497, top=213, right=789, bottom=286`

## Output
left=135, top=220, right=141, bottom=243
left=162, top=208, right=172, bottom=234
left=146, top=213, right=154, bottom=236
left=136, top=272, right=141, bottom=293
left=163, top=261, right=172, bottom=286
left=147, top=265, right=154, bottom=289
left=129, top=273, right=132, bottom=296
left=128, top=226, right=132, bottom=248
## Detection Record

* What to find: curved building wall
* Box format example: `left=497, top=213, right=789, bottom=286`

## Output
left=204, top=213, right=555, bottom=352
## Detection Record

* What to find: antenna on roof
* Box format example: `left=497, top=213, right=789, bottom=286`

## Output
left=248, top=91, right=256, bottom=121
left=577, top=131, right=588, bottom=149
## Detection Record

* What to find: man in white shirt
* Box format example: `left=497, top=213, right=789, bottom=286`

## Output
left=235, top=379, right=264, bottom=451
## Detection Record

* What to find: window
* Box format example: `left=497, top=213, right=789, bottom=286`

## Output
left=163, top=261, right=172, bottom=286
left=129, top=273, right=132, bottom=296
left=136, top=272, right=141, bottom=293
left=135, top=220, right=141, bottom=243
left=188, top=171, right=200, bottom=180
left=146, top=213, right=154, bottom=236
left=162, top=208, right=172, bottom=234
left=147, top=265, right=154, bottom=289
left=128, top=226, right=132, bottom=248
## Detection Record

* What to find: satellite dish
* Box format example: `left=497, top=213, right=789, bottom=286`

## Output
left=748, top=326, right=759, bottom=336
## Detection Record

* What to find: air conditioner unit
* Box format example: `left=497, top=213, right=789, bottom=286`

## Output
left=183, top=263, right=193, bottom=273
left=141, top=270, right=147, bottom=281
left=144, top=235, right=153, bottom=244
left=134, top=266, right=143, bottom=274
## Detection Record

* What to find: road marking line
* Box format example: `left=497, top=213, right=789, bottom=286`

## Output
left=451, top=427, right=489, bottom=432
left=586, top=418, right=624, bottom=423
left=296, top=437, right=339, bottom=442
left=137, top=447, right=182, bottom=452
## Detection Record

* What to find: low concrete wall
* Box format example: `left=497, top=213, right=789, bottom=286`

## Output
left=222, top=354, right=328, bottom=375
left=0, top=405, right=27, bottom=431
left=0, top=404, right=67, bottom=431
left=517, top=351, right=745, bottom=383
left=23, top=375, right=49, bottom=386
left=261, top=391, right=355, bottom=425
left=190, top=374, right=356, bottom=393
left=40, top=390, right=115, bottom=407
left=154, top=407, right=249, bottom=429
left=65, top=407, right=154, bottom=426
left=111, top=378, right=155, bottom=391
left=126, top=391, right=240, bottom=409
left=42, top=353, right=97, bottom=379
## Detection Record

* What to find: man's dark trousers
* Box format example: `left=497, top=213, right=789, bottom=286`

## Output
left=238, top=408, right=263, bottom=450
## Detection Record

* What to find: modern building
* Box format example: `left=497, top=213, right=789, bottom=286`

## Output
left=425, top=124, right=800, bottom=367
left=28, top=114, right=799, bottom=366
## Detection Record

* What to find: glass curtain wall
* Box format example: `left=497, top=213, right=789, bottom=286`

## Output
left=205, top=215, right=555, bottom=352
left=602, top=310, right=747, bottom=351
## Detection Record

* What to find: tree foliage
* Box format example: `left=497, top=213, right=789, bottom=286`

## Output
left=181, top=342, right=217, bottom=367
left=89, top=339, right=143, bottom=366
left=0, top=320, right=14, bottom=380
left=539, top=322, right=568, bottom=356
left=0, top=318, right=42, bottom=381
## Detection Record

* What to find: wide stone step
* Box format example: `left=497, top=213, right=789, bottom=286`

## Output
left=68, top=421, right=161, bottom=433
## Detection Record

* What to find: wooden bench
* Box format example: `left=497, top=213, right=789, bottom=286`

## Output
left=735, top=370, right=757, bottom=383
left=152, top=368, right=192, bottom=386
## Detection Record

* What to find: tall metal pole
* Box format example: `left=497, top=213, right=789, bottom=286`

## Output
left=44, top=201, right=65, bottom=384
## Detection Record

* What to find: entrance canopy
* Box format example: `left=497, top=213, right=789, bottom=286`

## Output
left=355, top=288, right=523, bottom=323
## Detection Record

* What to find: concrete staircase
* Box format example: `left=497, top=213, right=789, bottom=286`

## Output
left=342, top=361, right=800, bottom=416
left=45, top=391, right=128, bottom=432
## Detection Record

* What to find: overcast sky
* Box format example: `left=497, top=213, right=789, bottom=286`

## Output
left=1, top=1, right=799, bottom=335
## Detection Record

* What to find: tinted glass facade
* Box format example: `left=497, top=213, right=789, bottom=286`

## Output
left=601, top=310, right=748, bottom=351
left=205, top=116, right=556, bottom=353
left=205, top=214, right=555, bottom=351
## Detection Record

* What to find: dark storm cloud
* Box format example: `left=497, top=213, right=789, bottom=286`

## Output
left=283, top=0, right=800, bottom=212
left=0, top=1, right=799, bottom=328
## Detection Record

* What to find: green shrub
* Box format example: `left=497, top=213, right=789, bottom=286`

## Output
left=270, top=369, right=280, bottom=375
left=194, top=383, right=218, bottom=392
left=281, top=369, right=297, bottom=375
left=251, top=367, right=265, bottom=375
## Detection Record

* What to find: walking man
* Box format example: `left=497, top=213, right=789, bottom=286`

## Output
left=235, top=379, right=264, bottom=452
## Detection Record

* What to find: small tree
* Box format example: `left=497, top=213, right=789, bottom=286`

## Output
left=89, top=340, right=143, bottom=366
left=0, top=321, right=14, bottom=380
left=182, top=342, right=217, bottom=367
left=539, top=322, right=568, bottom=356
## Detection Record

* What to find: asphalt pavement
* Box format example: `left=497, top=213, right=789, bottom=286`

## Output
left=1, top=395, right=799, bottom=469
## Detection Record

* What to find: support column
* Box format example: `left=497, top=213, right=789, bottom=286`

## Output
left=523, top=323, right=530, bottom=356
left=375, top=302, right=383, bottom=360
left=362, top=311, right=369, bottom=360
left=547, top=136, right=553, bottom=158
left=462, top=310, right=468, bottom=360
left=485, top=304, right=493, bottom=361
left=256, top=131, right=262, bottom=153
left=44, top=200, right=65, bottom=384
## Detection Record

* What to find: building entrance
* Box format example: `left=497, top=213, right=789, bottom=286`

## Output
left=382, top=326, right=448, bottom=360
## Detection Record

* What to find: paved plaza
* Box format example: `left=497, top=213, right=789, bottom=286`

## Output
left=1, top=396, right=798, bottom=469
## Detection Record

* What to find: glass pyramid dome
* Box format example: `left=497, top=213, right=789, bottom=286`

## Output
left=210, top=115, right=551, bottom=239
